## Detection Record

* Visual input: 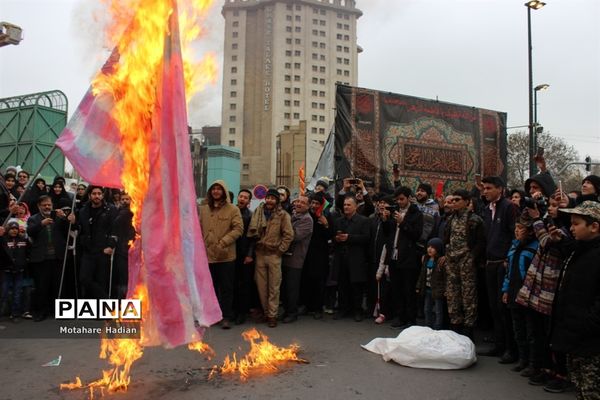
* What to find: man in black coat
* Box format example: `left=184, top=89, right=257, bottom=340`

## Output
left=27, top=195, right=74, bottom=321
left=332, top=195, right=370, bottom=321
left=75, top=186, right=117, bottom=299
left=382, top=186, right=424, bottom=329
left=480, top=176, right=518, bottom=362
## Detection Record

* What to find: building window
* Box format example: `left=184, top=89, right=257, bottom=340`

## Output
left=312, top=53, right=318, bottom=60
left=336, top=45, right=342, bottom=51
left=285, top=62, right=291, bottom=69
left=286, top=15, right=292, bottom=21
left=319, top=66, right=326, bottom=73
left=337, top=23, right=342, bottom=29
left=232, top=55, right=237, bottom=61
left=286, top=38, right=292, bottom=44
left=320, top=19, right=326, bottom=26
left=294, top=75, right=300, bottom=81
left=295, top=5, right=301, bottom=11
left=344, top=46, right=349, bottom=53
left=313, top=18, right=318, bottom=24
left=285, top=75, right=291, bottom=81
left=232, top=31, right=238, bottom=38
left=337, top=69, right=342, bottom=75
left=319, top=78, right=325, bottom=84
left=243, top=163, right=249, bottom=170
left=311, top=115, right=318, bottom=121
left=312, top=29, right=318, bottom=35
left=312, top=90, right=318, bottom=96
left=230, top=79, right=237, bottom=85
left=285, top=50, right=292, bottom=56
left=311, top=127, right=317, bottom=133
left=319, top=128, right=325, bottom=134
left=319, top=42, right=326, bottom=49
left=320, top=54, right=325, bottom=61
left=294, top=63, right=301, bottom=69
left=337, top=57, right=342, bottom=64
left=293, top=113, right=300, bottom=119
left=319, top=91, right=325, bottom=97
left=320, top=9, right=326, bottom=15
left=285, top=87, right=291, bottom=94
left=320, top=31, right=325, bottom=37
left=286, top=26, right=292, bottom=32
left=295, top=15, right=301, bottom=21
left=344, top=35, right=349, bottom=41
left=344, top=70, right=350, bottom=77
left=319, top=103, right=325, bottom=109
left=229, top=140, right=235, bottom=146
left=319, top=140, right=325, bottom=145
left=336, top=34, right=342, bottom=40
left=294, top=50, right=301, bottom=56
left=294, top=87, right=301, bottom=94
left=312, top=65, right=318, bottom=72
left=232, top=43, right=238, bottom=50
left=284, top=125, right=290, bottom=130
left=311, top=102, right=318, bottom=108
left=295, top=27, right=301, bottom=32
left=312, top=77, right=318, bottom=84
left=295, top=38, right=301, bottom=44
left=229, top=127, right=236, bottom=134
left=230, top=91, right=237, bottom=97
left=284, top=112, right=291, bottom=119
left=284, top=100, right=291, bottom=106
left=233, top=10, right=239, bottom=16
left=294, top=100, right=300, bottom=106
left=230, top=103, right=237, bottom=110
left=231, top=66, right=237, bottom=73
left=319, top=115, right=325, bottom=122
left=344, top=24, right=350, bottom=30
left=232, top=21, right=239, bottom=27
left=229, top=115, right=236, bottom=122
left=344, top=58, right=350, bottom=65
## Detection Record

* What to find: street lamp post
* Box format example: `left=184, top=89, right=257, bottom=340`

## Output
left=534, top=83, right=549, bottom=137
left=525, top=0, right=545, bottom=177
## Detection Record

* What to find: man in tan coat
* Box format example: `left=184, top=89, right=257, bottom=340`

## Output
left=199, top=180, right=243, bottom=329
left=247, top=188, right=294, bottom=327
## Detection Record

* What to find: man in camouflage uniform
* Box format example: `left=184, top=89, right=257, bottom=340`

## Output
left=444, top=189, right=485, bottom=338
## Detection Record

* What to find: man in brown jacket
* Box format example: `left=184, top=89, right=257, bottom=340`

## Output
left=247, top=188, right=294, bottom=327
left=199, top=180, right=243, bottom=329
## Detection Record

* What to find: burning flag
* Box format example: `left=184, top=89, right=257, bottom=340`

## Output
left=56, top=0, right=221, bottom=348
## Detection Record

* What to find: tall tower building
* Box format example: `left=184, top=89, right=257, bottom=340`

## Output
left=220, top=0, right=362, bottom=186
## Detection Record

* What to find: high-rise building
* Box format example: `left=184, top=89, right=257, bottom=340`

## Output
left=220, top=0, right=362, bottom=186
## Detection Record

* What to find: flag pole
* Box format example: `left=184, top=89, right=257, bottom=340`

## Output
left=57, top=176, right=80, bottom=299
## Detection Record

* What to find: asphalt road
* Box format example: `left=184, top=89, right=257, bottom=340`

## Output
left=0, top=316, right=572, bottom=400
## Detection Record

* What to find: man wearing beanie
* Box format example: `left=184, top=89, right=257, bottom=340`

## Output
left=247, top=188, right=294, bottom=327
left=580, top=175, right=600, bottom=203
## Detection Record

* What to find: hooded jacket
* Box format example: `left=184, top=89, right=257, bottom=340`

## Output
left=198, top=180, right=243, bottom=263
left=525, top=171, right=557, bottom=198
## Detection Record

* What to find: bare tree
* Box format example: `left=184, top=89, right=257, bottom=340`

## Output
left=506, top=131, right=579, bottom=190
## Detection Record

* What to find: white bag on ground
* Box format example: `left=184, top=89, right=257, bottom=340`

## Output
left=362, top=326, right=477, bottom=370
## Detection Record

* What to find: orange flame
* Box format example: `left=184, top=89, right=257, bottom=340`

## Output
left=188, top=341, right=216, bottom=360
left=210, top=328, right=306, bottom=381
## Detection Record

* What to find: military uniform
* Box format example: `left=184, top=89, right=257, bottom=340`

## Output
left=445, top=210, right=484, bottom=329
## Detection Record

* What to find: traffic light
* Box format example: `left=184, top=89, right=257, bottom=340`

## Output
left=585, top=156, right=592, bottom=172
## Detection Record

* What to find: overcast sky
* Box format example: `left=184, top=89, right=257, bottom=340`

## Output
left=2, top=0, right=599, bottom=163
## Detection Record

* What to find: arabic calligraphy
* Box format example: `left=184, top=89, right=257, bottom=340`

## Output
left=403, top=144, right=464, bottom=175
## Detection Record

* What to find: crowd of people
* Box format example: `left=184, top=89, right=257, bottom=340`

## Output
left=1, top=161, right=599, bottom=399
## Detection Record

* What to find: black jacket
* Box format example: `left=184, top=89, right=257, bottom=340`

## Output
left=551, top=236, right=600, bottom=356
left=112, top=206, right=135, bottom=255
left=332, top=213, right=370, bottom=283
left=236, top=206, right=253, bottom=260
left=0, top=235, right=29, bottom=271
left=27, top=213, right=70, bottom=263
left=76, top=202, right=118, bottom=254
left=482, top=197, right=517, bottom=261
left=383, top=203, right=423, bottom=268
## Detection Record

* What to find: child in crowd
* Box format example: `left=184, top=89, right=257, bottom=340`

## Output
left=416, top=238, right=446, bottom=330
left=516, top=195, right=572, bottom=391
left=0, top=219, right=29, bottom=321
left=550, top=201, right=600, bottom=400
left=502, top=213, right=539, bottom=377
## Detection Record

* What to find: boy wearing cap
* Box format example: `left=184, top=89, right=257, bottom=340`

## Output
left=550, top=201, right=600, bottom=399
left=0, top=220, right=29, bottom=321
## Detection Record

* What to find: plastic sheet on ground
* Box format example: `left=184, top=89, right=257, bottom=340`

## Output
left=362, top=326, right=477, bottom=370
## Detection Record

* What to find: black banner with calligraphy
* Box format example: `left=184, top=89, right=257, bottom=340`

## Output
left=334, top=84, right=507, bottom=194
